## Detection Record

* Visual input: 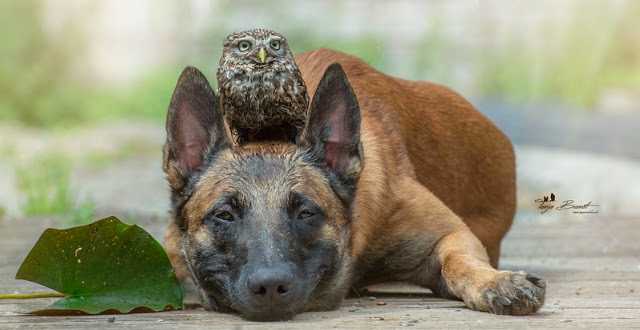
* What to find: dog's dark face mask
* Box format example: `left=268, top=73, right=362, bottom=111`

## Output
left=162, top=64, right=362, bottom=321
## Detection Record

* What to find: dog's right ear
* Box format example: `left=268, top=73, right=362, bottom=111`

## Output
left=163, top=66, right=230, bottom=192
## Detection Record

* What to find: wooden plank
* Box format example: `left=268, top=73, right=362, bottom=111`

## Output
left=0, top=216, right=639, bottom=329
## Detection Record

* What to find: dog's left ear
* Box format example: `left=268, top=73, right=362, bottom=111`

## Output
left=300, top=63, right=363, bottom=203
left=163, top=66, right=230, bottom=193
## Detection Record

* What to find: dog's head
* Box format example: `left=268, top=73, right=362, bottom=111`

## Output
left=163, top=64, right=362, bottom=321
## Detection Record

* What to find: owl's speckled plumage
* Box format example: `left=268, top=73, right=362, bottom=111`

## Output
left=217, top=28, right=309, bottom=144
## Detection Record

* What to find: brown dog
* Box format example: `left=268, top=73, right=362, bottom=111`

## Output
left=163, top=49, right=545, bottom=321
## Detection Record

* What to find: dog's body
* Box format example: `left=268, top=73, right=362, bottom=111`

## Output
left=296, top=49, right=516, bottom=269
left=164, top=49, right=545, bottom=321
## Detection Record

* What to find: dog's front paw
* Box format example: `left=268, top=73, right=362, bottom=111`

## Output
left=481, top=271, right=546, bottom=315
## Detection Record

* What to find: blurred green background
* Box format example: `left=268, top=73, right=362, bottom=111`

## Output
left=0, top=0, right=639, bottom=221
left=2, top=0, right=639, bottom=128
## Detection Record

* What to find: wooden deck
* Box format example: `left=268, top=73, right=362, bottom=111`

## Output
left=1, top=215, right=639, bottom=329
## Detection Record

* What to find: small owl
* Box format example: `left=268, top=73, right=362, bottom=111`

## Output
left=217, top=28, right=309, bottom=144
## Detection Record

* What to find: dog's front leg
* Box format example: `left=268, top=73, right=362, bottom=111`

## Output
left=384, top=179, right=546, bottom=315
left=433, top=228, right=546, bottom=315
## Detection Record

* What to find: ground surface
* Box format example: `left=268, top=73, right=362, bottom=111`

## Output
left=1, top=214, right=639, bottom=329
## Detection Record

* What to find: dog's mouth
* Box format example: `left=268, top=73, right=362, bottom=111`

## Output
left=236, top=305, right=298, bottom=322
left=199, top=272, right=325, bottom=321
left=203, top=292, right=302, bottom=321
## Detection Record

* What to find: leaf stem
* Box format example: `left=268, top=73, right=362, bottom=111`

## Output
left=0, top=292, right=65, bottom=299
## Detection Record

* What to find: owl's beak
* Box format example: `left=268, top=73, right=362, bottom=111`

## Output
left=257, top=47, right=267, bottom=64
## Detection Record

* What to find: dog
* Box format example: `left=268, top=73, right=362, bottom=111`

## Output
left=163, top=48, right=545, bottom=321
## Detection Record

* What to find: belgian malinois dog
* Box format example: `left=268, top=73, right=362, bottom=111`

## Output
left=163, top=49, right=545, bottom=321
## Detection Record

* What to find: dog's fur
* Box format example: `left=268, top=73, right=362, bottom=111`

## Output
left=163, top=49, right=545, bottom=320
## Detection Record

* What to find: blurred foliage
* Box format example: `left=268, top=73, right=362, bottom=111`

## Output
left=1, top=1, right=639, bottom=129
left=77, top=70, right=178, bottom=124
left=0, top=1, right=177, bottom=128
left=478, top=1, right=640, bottom=107
left=291, top=34, right=386, bottom=69
left=16, top=153, right=95, bottom=223
left=411, top=19, right=452, bottom=84
left=16, top=154, right=74, bottom=216
left=0, top=1, right=81, bottom=127
left=83, top=138, right=159, bottom=170
left=67, top=200, right=97, bottom=226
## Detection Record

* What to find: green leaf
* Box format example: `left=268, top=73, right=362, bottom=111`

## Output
left=16, top=216, right=184, bottom=314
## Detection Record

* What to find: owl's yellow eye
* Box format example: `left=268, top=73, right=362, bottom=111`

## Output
left=238, top=40, right=252, bottom=52
left=269, top=40, right=281, bottom=50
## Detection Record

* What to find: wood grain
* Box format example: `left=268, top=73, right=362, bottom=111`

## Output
left=1, top=215, right=638, bottom=329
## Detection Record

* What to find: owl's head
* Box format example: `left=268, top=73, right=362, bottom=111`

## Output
left=220, top=28, right=293, bottom=69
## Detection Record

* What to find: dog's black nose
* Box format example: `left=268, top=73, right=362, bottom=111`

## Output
left=247, top=265, right=294, bottom=305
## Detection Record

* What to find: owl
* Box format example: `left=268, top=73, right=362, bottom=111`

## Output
left=217, top=29, right=309, bottom=144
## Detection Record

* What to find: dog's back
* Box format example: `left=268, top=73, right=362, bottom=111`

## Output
left=296, top=49, right=516, bottom=265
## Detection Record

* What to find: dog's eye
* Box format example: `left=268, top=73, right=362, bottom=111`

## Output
left=297, top=210, right=315, bottom=220
left=215, top=211, right=235, bottom=222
